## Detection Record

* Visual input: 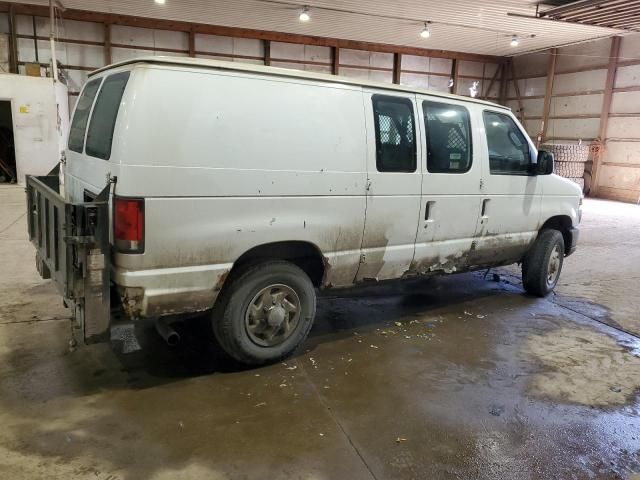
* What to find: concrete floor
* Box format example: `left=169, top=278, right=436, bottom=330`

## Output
left=1, top=184, right=640, bottom=479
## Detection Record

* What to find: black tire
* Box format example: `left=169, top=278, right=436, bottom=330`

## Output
left=211, top=261, right=316, bottom=365
left=522, top=229, right=565, bottom=297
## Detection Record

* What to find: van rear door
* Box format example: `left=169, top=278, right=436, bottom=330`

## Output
left=65, top=71, right=130, bottom=203
left=356, top=91, right=422, bottom=281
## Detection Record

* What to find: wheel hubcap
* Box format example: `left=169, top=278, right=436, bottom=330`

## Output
left=546, top=245, right=561, bottom=288
left=245, top=284, right=301, bottom=347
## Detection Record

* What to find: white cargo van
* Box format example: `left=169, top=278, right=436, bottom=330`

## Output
left=26, top=57, right=581, bottom=365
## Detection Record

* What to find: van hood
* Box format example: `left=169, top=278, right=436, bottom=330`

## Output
left=545, top=173, right=583, bottom=197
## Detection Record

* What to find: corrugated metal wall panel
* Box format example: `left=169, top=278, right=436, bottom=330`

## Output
left=546, top=118, right=600, bottom=139
left=613, top=64, right=640, bottom=89
left=553, top=69, right=608, bottom=95
left=610, top=91, right=640, bottom=113
left=605, top=141, right=640, bottom=166
left=513, top=52, right=549, bottom=77
left=607, top=117, right=640, bottom=139
left=508, top=77, right=546, bottom=97
left=551, top=94, right=604, bottom=116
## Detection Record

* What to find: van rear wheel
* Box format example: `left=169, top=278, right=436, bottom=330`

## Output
left=212, top=261, right=316, bottom=365
left=522, top=229, right=565, bottom=297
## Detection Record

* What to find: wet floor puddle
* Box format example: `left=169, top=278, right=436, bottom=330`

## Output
left=522, top=326, right=640, bottom=406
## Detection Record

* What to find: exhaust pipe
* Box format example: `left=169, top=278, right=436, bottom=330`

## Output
left=155, top=318, right=180, bottom=346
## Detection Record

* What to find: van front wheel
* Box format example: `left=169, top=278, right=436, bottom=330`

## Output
left=212, top=261, right=316, bottom=365
left=522, top=229, right=565, bottom=297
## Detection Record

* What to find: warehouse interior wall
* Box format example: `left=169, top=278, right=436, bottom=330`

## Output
left=1, top=5, right=638, bottom=201
left=506, top=34, right=640, bottom=203
left=0, top=10, right=502, bottom=113
left=0, top=74, right=66, bottom=183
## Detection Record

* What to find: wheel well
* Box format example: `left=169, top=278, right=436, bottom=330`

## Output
left=230, top=241, right=326, bottom=287
left=540, top=215, right=572, bottom=254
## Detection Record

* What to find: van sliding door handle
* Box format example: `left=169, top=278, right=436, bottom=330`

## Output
left=481, top=199, right=490, bottom=218
left=424, top=201, right=435, bottom=222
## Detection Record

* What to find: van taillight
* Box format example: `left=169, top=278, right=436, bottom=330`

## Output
left=114, top=197, right=144, bottom=253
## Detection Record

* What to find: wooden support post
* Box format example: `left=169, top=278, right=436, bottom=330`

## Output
left=538, top=48, right=557, bottom=148
left=481, top=64, right=501, bottom=100
left=8, top=3, right=18, bottom=73
left=498, top=62, right=508, bottom=105
left=103, top=23, right=112, bottom=65
left=32, top=15, right=39, bottom=63
left=332, top=46, right=339, bottom=75
left=264, top=39, right=270, bottom=66
left=188, top=29, right=195, bottom=57
left=450, top=59, right=459, bottom=95
left=591, top=36, right=621, bottom=197
left=393, top=53, right=401, bottom=84
left=510, top=61, right=525, bottom=122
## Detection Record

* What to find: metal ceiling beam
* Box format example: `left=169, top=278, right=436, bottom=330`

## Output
left=602, top=17, right=640, bottom=26
left=603, top=24, right=640, bottom=31
left=564, top=4, right=640, bottom=22
left=541, top=0, right=614, bottom=17
left=560, top=2, right=640, bottom=20
left=604, top=20, right=640, bottom=27
left=558, top=0, right=637, bottom=19
left=567, top=5, right=640, bottom=23
left=506, top=11, right=622, bottom=30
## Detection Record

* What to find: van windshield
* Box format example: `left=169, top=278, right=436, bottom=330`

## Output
left=85, top=71, right=131, bottom=160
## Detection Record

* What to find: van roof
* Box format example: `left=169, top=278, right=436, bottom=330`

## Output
left=90, top=56, right=509, bottom=110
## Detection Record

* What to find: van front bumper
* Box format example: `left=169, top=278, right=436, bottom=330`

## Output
left=566, top=227, right=579, bottom=256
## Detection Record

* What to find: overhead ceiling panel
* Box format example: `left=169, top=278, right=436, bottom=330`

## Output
left=5, top=0, right=625, bottom=56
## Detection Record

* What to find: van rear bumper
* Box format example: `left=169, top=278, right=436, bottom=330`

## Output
left=112, top=263, right=232, bottom=318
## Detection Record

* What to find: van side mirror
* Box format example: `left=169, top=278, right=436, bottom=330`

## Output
left=536, top=150, right=554, bottom=175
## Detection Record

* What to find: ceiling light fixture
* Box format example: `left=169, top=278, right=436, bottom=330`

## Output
left=420, top=22, right=431, bottom=38
left=299, top=6, right=310, bottom=22
left=154, top=0, right=165, bottom=4
left=510, top=34, right=519, bottom=47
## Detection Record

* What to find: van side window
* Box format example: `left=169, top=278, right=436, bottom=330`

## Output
left=372, top=95, right=416, bottom=173
left=483, top=111, right=531, bottom=175
left=68, top=78, right=101, bottom=154
left=423, top=101, right=472, bottom=173
left=85, top=72, right=131, bottom=160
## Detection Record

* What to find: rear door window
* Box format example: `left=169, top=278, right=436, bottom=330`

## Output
left=372, top=95, right=416, bottom=173
left=68, top=78, right=101, bottom=153
left=423, top=101, right=472, bottom=173
left=85, top=71, right=131, bottom=160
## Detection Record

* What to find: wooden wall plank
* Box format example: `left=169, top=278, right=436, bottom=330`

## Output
left=539, top=48, right=558, bottom=147
left=592, top=36, right=622, bottom=197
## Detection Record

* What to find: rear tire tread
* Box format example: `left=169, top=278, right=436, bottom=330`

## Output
left=212, top=260, right=316, bottom=365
